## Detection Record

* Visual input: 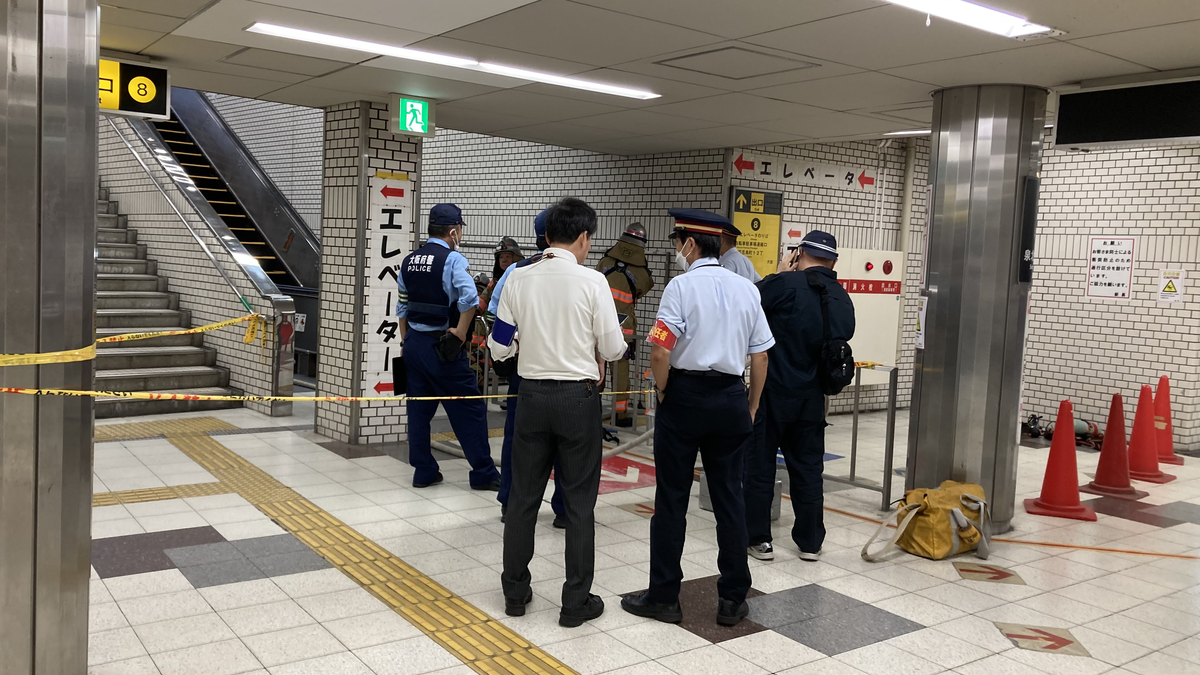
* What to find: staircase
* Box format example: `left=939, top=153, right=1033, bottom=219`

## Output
left=94, top=187, right=243, bottom=418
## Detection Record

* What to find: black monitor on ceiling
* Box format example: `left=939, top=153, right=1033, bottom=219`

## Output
left=1054, top=79, right=1200, bottom=149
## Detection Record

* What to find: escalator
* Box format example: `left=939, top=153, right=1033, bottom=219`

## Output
left=147, top=87, right=321, bottom=371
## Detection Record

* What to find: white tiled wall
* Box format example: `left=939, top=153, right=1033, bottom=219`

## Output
left=316, top=102, right=422, bottom=444
left=207, top=93, right=325, bottom=237
left=97, top=116, right=282, bottom=416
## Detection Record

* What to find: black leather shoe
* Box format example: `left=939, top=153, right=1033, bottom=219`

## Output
left=553, top=513, right=567, bottom=529
left=716, top=599, right=749, bottom=626
left=505, top=590, right=533, bottom=617
left=620, top=591, right=682, bottom=623
left=412, top=473, right=443, bottom=488
left=501, top=504, right=507, bottom=524
left=472, top=479, right=501, bottom=492
left=559, top=594, right=604, bottom=627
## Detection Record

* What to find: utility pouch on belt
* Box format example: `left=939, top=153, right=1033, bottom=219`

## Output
left=861, top=480, right=990, bottom=562
left=491, top=355, right=516, bottom=378
left=391, top=356, right=407, bottom=395
left=434, top=333, right=464, bottom=364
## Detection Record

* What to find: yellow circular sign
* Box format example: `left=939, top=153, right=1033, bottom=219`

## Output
left=128, top=76, right=156, bottom=103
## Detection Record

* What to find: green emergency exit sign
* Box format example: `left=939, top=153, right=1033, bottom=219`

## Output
left=389, top=94, right=436, bottom=138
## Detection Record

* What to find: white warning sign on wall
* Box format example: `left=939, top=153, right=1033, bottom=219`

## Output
left=1158, top=269, right=1185, bottom=303
left=1086, top=237, right=1135, bottom=300
left=363, top=171, right=414, bottom=396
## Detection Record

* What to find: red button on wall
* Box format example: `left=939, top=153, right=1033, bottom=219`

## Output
left=883, top=260, right=894, bottom=275
left=865, top=262, right=874, bottom=272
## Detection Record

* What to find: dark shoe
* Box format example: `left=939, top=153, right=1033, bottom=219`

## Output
left=505, top=590, right=533, bottom=617
left=620, top=591, right=682, bottom=624
left=501, top=504, right=507, bottom=524
left=472, top=479, right=501, bottom=492
left=717, top=599, right=749, bottom=627
left=615, top=417, right=633, bottom=428
left=553, top=513, right=567, bottom=529
left=559, top=594, right=604, bottom=627
left=413, top=473, right=443, bottom=488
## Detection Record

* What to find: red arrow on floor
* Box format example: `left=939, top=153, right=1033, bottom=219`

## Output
left=380, top=186, right=405, bottom=199
left=957, top=564, right=1014, bottom=581
left=788, top=229, right=804, bottom=238
left=373, top=381, right=394, bottom=394
left=1003, top=628, right=1073, bottom=651
left=733, top=153, right=755, bottom=175
left=857, top=171, right=875, bottom=189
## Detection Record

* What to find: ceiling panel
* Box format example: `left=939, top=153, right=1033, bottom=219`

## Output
left=571, top=0, right=885, bottom=41
left=438, top=89, right=625, bottom=123
left=995, top=0, right=1200, bottom=39
left=1069, top=22, right=1200, bottom=72
left=251, top=0, right=537, bottom=35
left=495, top=122, right=636, bottom=147
left=173, top=0, right=430, bottom=63
left=441, top=0, right=719, bottom=68
left=885, top=42, right=1152, bottom=89
left=101, top=0, right=214, bottom=19
left=307, top=65, right=501, bottom=102
left=863, top=103, right=933, bottom=125
left=140, top=35, right=243, bottom=61
left=648, top=93, right=828, bottom=124
left=514, top=69, right=727, bottom=109
left=744, top=5, right=1020, bottom=71
left=585, top=135, right=714, bottom=156
left=168, top=67, right=300, bottom=98
left=434, top=106, right=543, bottom=134
left=751, top=71, right=934, bottom=111
left=100, top=6, right=185, bottom=32
left=262, top=82, right=375, bottom=108
left=99, top=24, right=165, bottom=53
left=657, top=125, right=798, bottom=150
left=222, top=48, right=350, bottom=77
left=615, top=41, right=863, bottom=92
left=748, top=112, right=902, bottom=138
left=569, top=109, right=720, bottom=135
left=404, top=36, right=596, bottom=76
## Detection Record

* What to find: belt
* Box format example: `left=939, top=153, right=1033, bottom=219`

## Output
left=670, top=367, right=741, bottom=379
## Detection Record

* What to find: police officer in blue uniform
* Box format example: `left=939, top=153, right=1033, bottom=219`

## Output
left=621, top=209, right=774, bottom=627
left=397, top=203, right=500, bottom=490
left=489, top=208, right=566, bottom=527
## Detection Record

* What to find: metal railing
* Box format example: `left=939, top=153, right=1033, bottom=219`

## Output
left=823, top=364, right=901, bottom=510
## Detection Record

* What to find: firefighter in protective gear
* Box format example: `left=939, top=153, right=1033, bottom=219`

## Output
left=482, top=237, right=524, bottom=312
left=469, top=272, right=492, bottom=389
left=595, top=222, right=655, bottom=426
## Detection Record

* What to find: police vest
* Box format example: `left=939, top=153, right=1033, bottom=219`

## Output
left=401, top=241, right=460, bottom=330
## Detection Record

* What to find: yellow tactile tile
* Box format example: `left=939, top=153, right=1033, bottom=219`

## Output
left=92, top=481, right=232, bottom=507
left=95, top=417, right=238, bottom=442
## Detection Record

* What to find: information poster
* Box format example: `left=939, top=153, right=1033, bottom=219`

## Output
left=915, top=296, right=928, bottom=350
left=1158, top=269, right=1185, bottom=303
left=363, top=171, right=414, bottom=396
left=1086, top=237, right=1135, bottom=300
left=730, top=187, right=783, bottom=280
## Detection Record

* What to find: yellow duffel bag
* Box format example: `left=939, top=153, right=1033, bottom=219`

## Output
left=862, top=480, right=991, bottom=562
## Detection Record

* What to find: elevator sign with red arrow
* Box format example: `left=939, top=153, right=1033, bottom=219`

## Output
left=731, top=150, right=877, bottom=193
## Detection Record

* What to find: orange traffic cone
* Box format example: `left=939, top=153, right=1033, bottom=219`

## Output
left=1154, top=376, right=1183, bottom=466
left=1025, top=400, right=1097, bottom=521
left=1129, top=384, right=1176, bottom=484
left=1081, top=394, right=1148, bottom=501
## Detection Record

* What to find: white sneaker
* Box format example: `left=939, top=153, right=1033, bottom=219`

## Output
left=747, top=543, right=775, bottom=561
left=797, top=550, right=821, bottom=562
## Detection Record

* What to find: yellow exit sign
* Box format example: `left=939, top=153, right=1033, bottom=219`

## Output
left=99, top=59, right=170, bottom=120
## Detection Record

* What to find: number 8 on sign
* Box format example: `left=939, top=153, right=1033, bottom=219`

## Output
left=128, top=76, right=156, bottom=103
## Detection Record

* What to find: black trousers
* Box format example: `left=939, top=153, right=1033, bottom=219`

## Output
left=744, top=393, right=827, bottom=554
left=649, top=372, right=752, bottom=605
left=501, top=379, right=602, bottom=610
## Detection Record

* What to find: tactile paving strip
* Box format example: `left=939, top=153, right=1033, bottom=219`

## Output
left=115, top=427, right=583, bottom=675
left=92, top=481, right=233, bottom=507
left=95, top=417, right=238, bottom=442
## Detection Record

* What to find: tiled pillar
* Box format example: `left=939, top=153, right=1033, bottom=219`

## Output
left=316, top=102, right=422, bottom=444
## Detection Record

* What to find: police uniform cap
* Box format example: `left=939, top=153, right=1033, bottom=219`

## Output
left=430, top=203, right=465, bottom=226
left=534, top=208, right=550, bottom=237
left=667, top=208, right=740, bottom=239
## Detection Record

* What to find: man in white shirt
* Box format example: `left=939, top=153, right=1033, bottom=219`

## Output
left=488, top=197, right=627, bottom=628
left=720, top=228, right=762, bottom=282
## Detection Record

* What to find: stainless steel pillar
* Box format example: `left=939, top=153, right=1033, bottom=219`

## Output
left=906, top=85, right=1047, bottom=532
left=1, top=0, right=98, bottom=672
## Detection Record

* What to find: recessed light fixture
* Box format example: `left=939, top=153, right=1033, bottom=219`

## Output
left=884, top=129, right=932, bottom=136
left=245, top=22, right=660, bottom=100
left=885, top=0, right=1062, bottom=39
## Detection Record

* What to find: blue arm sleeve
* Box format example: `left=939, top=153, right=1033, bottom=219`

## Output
left=395, top=266, right=409, bottom=318
left=488, top=265, right=516, bottom=317
left=445, top=252, right=478, bottom=313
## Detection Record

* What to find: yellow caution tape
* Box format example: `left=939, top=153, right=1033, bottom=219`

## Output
left=0, top=387, right=656, bottom=402
left=0, top=314, right=261, bottom=367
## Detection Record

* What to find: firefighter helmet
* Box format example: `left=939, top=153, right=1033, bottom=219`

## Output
left=619, top=222, right=647, bottom=246
left=494, top=236, right=524, bottom=262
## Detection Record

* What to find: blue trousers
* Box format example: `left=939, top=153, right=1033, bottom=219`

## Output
left=498, top=372, right=565, bottom=515
left=403, top=330, right=499, bottom=488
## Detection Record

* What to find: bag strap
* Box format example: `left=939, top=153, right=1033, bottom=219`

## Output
left=861, top=502, right=922, bottom=563
left=805, top=269, right=833, bottom=343
left=961, top=495, right=991, bottom=559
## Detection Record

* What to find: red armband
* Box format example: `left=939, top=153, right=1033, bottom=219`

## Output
left=647, top=319, right=678, bottom=349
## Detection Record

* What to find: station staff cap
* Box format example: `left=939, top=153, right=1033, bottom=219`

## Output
left=430, top=203, right=465, bottom=226
left=667, top=208, right=740, bottom=239
left=799, top=230, right=839, bottom=260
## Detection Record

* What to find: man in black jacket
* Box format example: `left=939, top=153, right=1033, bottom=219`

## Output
left=744, top=230, right=855, bottom=563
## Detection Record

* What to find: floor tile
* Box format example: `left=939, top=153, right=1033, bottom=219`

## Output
left=242, top=624, right=345, bottom=668
left=1015, top=591, right=1113, bottom=625
left=252, top=550, right=331, bottom=578
left=915, top=582, right=1007, bottom=613
left=355, top=635, right=466, bottom=675
left=89, top=602, right=130, bottom=633
left=931, top=615, right=1019, bottom=653
left=179, top=559, right=267, bottom=589
left=499, top=606, right=599, bottom=647
left=657, top=644, right=768, bottom=675
left=152, top=638, right=264, bottom=675
left=775, top=604, right=923, bottom=656
left=720, top=629, right=826, bottom=672
left=294, top=588, right=388, bottom=622
left=1122, top=601, right=1200, bottom=635
left=322, top=611, right=423, bottom=650
left=212, top=520, right=287, bottom=541
left=747, top=583, right=861, bottom=628
left=88, top=627, right=148, bottom=667
left=818, top=575, right=906, bottom=604
left=541, top=633, right=649, bottom=675
left=873, top=592, right=965, bottom=626
left=1083, top=613, right=1187, bottom=650
left=119, top=589, right=213, bottom=626
left=198, top=579, right=289, bottom=612
left=950, top=653, right=1039, bottom=675
left=220, top=600, right=316, bottom=637
left=164, top=542, right=245, bottom=568
left=1070, top=625, right=1153, bottom=666
left=608, top=620, right=710, bottom=659
left=133, top=613, right=236, bottom=654
left=670, top=575, right=768, bottom=643
left=231, top=534, right=308, bottom=559
left=271, top=569, right=360, bottom=598
left=835, top=642, right=942, bottom=675
left=887, top=627, right=992, bottom=669
left=1001, top=644, right=1114, bottom=675
left=86, top=655, right=162, bottom=675
left=268, top=652, right=374, bottom=675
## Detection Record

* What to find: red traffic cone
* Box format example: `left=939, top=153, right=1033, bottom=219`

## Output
left=1155, top=376, right=1183, bottom=466
left=1081, top=394, right=1148, bottom=501
left=1025, top=400, right=1097, bottom=521
left=1129, top=384, right=1176, bottom=484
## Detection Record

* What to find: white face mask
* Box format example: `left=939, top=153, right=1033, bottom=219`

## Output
left=674, top=240, right=693, bottom=272
left=449, top=227, right=462, bottom=250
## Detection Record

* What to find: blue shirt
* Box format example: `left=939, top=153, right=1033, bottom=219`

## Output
left=720, top=247, right=761, bottom=282
left=487, top=262, right=517, bottom=319
left=396, top=238, right=478, bottom=332
left=650, top=257, right=774, bottom=376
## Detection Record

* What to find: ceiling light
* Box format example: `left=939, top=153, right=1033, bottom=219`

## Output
left=245, top=23, right=660, bottom=100
left=246, top=23, right=478, bottom=68
left=885, top=0, right=1061, bottom=39
left=885, top=129, right=932, bottom=136
left=479, top=63, right=660, bottom=100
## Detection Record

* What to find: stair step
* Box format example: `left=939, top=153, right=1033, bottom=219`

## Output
left=98, top=188, right=109, bottom=201
left=96, top=243, right=143, bottom=260
left=95, top=346, right=215, bottom=370
left=97, top=258, right=153, bottom=274
left=96, top=326, right=200, bottom=347
left=97, top=274, right=162, bottom=292
left=94, top=365, right=229, bottom=392
left=95, top=291, right=177, bottom=310
left=96, top=213, right=127, bottom=229
left=97, top=200, right=117, bottom=215
left=97, top=227, right=136, bottom=244
left=95, top=386, right=243, bottom=419
left=96, top=308, right=185, bottom=328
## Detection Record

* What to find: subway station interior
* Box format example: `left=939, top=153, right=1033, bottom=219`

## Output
left=5, top=1, right=1200, bottom=674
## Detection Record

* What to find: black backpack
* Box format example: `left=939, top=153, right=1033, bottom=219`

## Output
left=806, top=270, right=854, bottom=395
